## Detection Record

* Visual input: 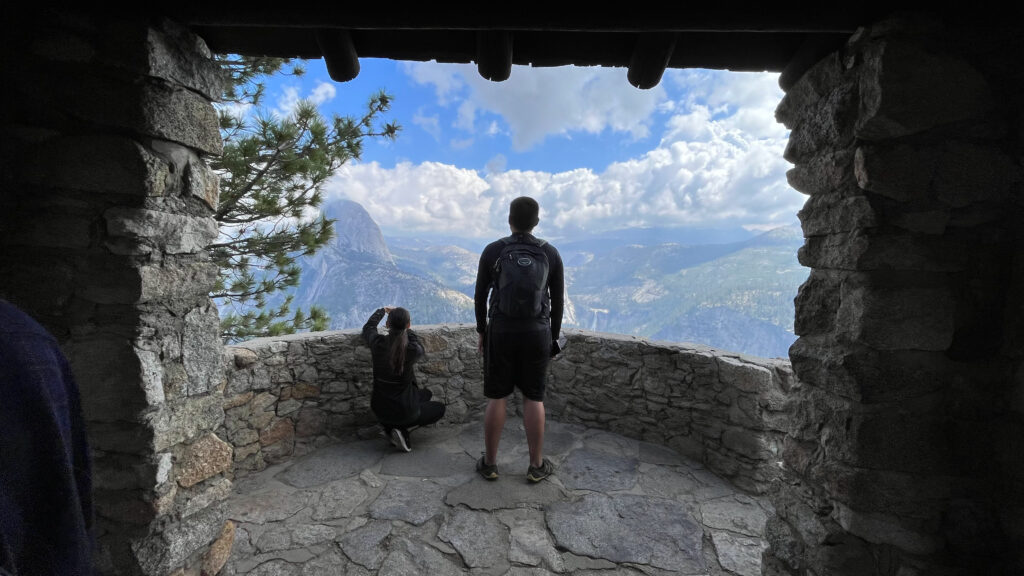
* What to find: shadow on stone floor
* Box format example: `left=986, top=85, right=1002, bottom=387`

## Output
left=223, top=419, right=772, bottom=576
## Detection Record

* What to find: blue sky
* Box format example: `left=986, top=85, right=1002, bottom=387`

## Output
left=252, top=57, right=805, bottom=242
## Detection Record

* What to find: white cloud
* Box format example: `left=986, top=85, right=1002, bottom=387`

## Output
left=669, top=69, right=787, bottom=139
left=310, top=82, right=337, bottom=105
left=325, top=161, right=496, bottom=237
left=486, top=121, right=501, bottom=136
left=329, top=69, right=802, bottom=238
left=274, top=83, right=340, bottom=118
left=402, top=61, right=464, bottom=105
left=215, top=101, right=252, bottom=121
left=412, top=111, right=441, bottom=141
left=402, top=62, right=666, bottom=151
left=450, top=137, right=474, bottom=150
left=662, top=107, right=713, bottom=142
left=275, top=86, right=302, bottom=117
left=463, top=65, right=666, bottom=150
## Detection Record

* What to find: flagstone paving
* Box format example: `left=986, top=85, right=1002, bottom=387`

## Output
left=222, top=419, right=773, bottom=576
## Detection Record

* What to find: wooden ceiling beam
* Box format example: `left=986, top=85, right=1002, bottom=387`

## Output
left=628, top=33, right=677, bottom=89
left=316, top=30, right=360, bottom=82
left=476, top=31, right=513, bottom=82
left=175, top=7, right=876, bottom=33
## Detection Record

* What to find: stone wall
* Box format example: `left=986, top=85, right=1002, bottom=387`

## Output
left=0, top=13, right=232, bottom=576
left=222, top=326, right=795, bottom=494
left=765, top=12, right=1023, bottom=576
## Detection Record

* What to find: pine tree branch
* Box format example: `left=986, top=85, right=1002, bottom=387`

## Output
left=215, top=146, right=285, bottom=221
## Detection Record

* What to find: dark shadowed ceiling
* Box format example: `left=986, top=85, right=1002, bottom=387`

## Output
left=171, top=6, right=981, bottom=90
left=178, top=6, right=888, bottom=89
left=11, top=5, right=1009, bottom=90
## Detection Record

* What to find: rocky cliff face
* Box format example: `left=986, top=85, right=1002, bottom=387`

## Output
left=326, top=199, right=394, bottom=263
left=292, top=200, right=474, bottom=328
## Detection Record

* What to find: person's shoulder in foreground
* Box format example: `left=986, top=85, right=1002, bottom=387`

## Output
left=0, top=299, right=94, bottom=576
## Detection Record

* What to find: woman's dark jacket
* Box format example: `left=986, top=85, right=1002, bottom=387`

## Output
left=362, top=308, right=425, bottom=427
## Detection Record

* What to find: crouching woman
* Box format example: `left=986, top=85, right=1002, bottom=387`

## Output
left=362, top=306, right=445, bottom=452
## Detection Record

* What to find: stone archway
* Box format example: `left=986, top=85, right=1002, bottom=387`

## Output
left=0, top=8, right=1020, bottom=576
left=0, top=14, right=230, bottom=575
left=764, top=14, right=1023, bottom=576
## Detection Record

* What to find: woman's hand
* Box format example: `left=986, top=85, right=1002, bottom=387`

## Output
left=383, top=306, right=396, bottom=314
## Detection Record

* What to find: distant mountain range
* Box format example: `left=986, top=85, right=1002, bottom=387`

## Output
left=288, top=199, right=808, bottom=358
left=564, top=225, right=806, bottom=357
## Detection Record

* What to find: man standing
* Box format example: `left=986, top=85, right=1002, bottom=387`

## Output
left=474, top=196, right=564, bottom=482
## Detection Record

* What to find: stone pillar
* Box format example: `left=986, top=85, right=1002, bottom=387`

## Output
left=0, top=11, right=233, bottom=575
left=765, top=13, right=1023, bottom=576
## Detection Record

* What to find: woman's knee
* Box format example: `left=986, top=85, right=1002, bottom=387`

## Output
left=420, top=401, right=445, bottom=425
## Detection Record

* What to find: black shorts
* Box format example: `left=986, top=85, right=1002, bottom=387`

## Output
left=484, top=327, right=551, bottom=401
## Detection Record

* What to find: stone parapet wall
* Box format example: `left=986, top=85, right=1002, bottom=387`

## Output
left=223, top=326, right=795, bottom=494
left=766, top=12, right=1023, bottom=576
left=547, top=332, right=795, bottom=494
left=220, top=326, right=480, bottom=470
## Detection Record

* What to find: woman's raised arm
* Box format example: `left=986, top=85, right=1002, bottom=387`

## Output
left=362, top=307, right=387, bottom=345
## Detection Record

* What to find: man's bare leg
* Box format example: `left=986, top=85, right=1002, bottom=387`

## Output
left=484, top=397, right=507, bottom=465
left=523, top=398, right=546, bottom=468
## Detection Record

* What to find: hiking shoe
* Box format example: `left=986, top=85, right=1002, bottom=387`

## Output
left=390, top=428, right=411, bottom=452
left=476, top=455, right=498, bottom=480
left=526, top=458, right=555, bottom=483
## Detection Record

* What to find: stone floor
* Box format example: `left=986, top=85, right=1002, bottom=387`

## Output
left=223, top=419, right=771, bottom=576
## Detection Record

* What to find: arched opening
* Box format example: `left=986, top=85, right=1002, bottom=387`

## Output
left=0, top=7, right=1020, bottom=576
left=231, top=57, right=806, bottom=359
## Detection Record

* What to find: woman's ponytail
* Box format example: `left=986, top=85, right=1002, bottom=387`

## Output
left=387, top=307, right=411, bottom=375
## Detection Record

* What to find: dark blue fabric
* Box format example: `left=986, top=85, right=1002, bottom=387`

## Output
left=0, top=300, right=94, bottom=575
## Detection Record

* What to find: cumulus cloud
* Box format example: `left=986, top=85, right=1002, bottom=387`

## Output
left=325, top=162, right=496, bottom=237
left=327, top=68, right=803, bottom=238
left=669, top=69, right=787, bottom=139
left=465, top=65, right=666, bottom=149
left=403, top=62, right=666, bottom=150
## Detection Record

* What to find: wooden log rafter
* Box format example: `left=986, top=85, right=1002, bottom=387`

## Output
left=316, top=29, right=360, bottom=82
left=476, top=30, right=514, bottom=82
left=627, top=32, right=678, bottom=89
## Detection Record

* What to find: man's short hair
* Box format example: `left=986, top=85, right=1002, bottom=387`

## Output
left=508, top=196, right=540, bottom=231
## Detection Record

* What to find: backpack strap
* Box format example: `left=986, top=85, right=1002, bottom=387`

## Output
left=501, top=234, right=547, bottom=248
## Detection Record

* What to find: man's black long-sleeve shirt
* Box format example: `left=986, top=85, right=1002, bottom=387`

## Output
left=474, top=232, right=564, bottom=340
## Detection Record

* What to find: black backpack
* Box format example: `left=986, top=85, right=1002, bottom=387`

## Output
left=492, top=236, right=550, bottom=319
